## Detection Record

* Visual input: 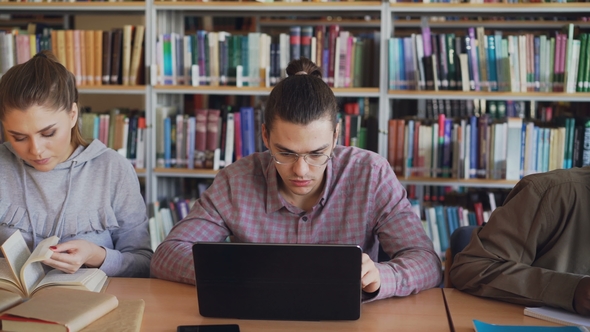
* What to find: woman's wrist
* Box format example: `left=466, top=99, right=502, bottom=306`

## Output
left=84, top=244, right=107, bottom=268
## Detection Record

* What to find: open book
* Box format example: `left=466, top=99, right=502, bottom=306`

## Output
left=0, top=230, right=107, bottom=310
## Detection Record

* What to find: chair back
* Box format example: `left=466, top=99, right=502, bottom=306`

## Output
left=444, top=225, right=478, bottom=288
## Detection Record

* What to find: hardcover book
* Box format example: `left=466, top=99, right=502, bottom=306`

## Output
left=0, top=288, right=118, bottom=332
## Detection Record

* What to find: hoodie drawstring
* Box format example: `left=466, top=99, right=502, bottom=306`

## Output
left=51, top=160, right=77, bottom=239
left=20, top=160, right=37, bottom=248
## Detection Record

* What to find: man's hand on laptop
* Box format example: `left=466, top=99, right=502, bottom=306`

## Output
left=361, top=253, right=381, bottom=294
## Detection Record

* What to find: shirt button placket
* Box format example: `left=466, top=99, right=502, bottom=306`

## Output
left=297, top=215, right=311, bottom=242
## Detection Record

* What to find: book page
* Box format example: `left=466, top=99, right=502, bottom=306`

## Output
left=19, top=235, right=58, bottom=297
left=0, top=289, right=23, bottom=312
left=0, top=231, right=30, bottom=291
left=33, top=268, right=107, bottom=295
left=81, top=299, right=144, bottom=332
left=0, top=258, right=20, bottom=287
left=0, top=259, right=24, bottom=295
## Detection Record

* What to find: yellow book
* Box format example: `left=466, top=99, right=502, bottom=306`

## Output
left=0, top=230, right=107, bottom=300
left=50, top=30, right=58, bottom=59
left=0, top=288, right=118, bottom=332
left=85, top=30, right=95, bottom=86
left=94, top=31, right=103, bottom=86
left=65, top=30, right=75, bottom=74
left=80, top=30, right=87, bottom=86
left=29, top=34, right=36, bottom=59
left=121, top=25, right=133, bottom=86
left=129, top=25, right=145, bottom=86
left=56, top=30, right=67, bottom=67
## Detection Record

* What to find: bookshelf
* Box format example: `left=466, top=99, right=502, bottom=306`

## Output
left=0, top=1, right=153, bottom=201
left=387, top=1, right=590, bottom=186
left=148, top=1, right=389, bottom=203
left=3, top=1, right=590, bottom=207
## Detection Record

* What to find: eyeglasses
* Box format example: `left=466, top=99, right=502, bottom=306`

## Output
left=271, top=152, right=332, bottom=166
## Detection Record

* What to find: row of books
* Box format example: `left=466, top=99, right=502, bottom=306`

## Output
left=388, top=25, right=590, bottom=93
left=0, top=25, right=145, bottom=86
left=0, top=0, right=142, bottom=2
left=391, top=0, right=590, bottom=3
left=388, top=113, right=589, bottom=181
left=411, top=187, right=510, bottom=257
left=154, top=105, right=265, bottom=170
left=79, top=109, right=147, bottom=169
left=154, top=98, right=376, bottom=170
left=394, top=98, right=590, bottom=124
left=156, top=26, right=379, bottom=88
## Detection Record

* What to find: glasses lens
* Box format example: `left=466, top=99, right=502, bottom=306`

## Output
left=305, top=154, right=329, bottom=166
left=275, top=152, right=299, bottom=164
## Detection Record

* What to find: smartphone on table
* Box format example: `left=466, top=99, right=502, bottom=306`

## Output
left=177, top=324, right=240, bottom=332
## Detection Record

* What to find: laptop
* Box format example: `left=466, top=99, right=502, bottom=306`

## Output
left=192, top=242, right=362, bottom=321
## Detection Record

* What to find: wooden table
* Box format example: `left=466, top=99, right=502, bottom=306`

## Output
left=443, top=288, right=563, bottom=331
left=105, top=278, right=450, bottom=332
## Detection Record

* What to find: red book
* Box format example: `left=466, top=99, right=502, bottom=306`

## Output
left=327, top=25, right=340, bottom=87
left=233, top=111, right=242, bottom=161
left=194, top=109, right=208, bottom=168
left=412, top=120, right=421, bottom=176
left=473, top=202, right=484, bottom=226
left=344, top=115, right=351, bottom=147
left=395, top=119, right=405, bottom=175
left=387, top=119, right=396, bottom=167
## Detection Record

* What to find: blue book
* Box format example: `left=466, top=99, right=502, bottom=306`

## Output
left=240, top=35, right=249, bottom=87
left=442, top=119, right=453, bottom=178
left=434, top=205, right=449, bottom=253
left=487, top=35, right=498, bottom=91
left=163, top=34, right=173, bottom=85
left=531, top=126, right=539, bottom=170
left=469, top=116, right=479, bottom=178
left=537, top=128, right=545, bottom=172
left=164, top=117, right=171, bottom=168
left=468, top=212, right=477, bottom=226
left=445, top=207, right=457, bottom=237
left=240, top=106, right=256, bottom=157
left=520, top=122, right=527, bottom=179
left=563, top=118, right=576, bottom=169
left=93, top=116, right=100, bottom=140
left=197, top=31, right=207, bottom=85
left=543, top=128, right=550, bottom=172
left=398, top=38, right=406, bottom=90
left=473, top=320, right=585, bottom=332
left=388, top=39, right=397, bottom=89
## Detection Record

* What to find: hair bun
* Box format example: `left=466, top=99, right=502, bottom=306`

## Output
left=285, top=57, right=322, bottom=79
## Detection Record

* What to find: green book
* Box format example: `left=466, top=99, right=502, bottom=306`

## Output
left=577, top=33, right=587, bottom=92
left=446, top=33, right=457, bottom=90
left=581, top=33, right=590, bottom=92
left=358, top=127, right=367, bottom=149
left=191, top=34, right=198, bottom=68
left=353, top=39, right=364, bottom=88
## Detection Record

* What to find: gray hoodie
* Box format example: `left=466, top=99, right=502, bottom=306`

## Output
left=0, top=139, right=152, bottom=277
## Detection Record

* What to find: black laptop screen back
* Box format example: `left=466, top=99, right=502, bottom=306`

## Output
left=192, top=243, right=362, bottom=321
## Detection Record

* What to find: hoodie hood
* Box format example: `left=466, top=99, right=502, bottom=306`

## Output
left=4, top=139, right=109, bottom=170
left=3, top=139, right=110, bottom=246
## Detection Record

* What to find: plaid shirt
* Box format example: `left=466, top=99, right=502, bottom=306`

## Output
left=151, top=145, right=441, bottom=300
